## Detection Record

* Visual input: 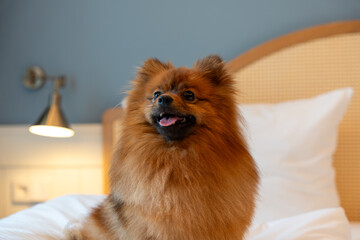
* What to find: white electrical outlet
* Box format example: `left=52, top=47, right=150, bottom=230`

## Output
left=11, top=177, right=51, bottom=203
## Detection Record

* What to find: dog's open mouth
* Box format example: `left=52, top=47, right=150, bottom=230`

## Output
left=157, top=113, right=192, bottom=127
left=153, top=111, right=196, bottom=141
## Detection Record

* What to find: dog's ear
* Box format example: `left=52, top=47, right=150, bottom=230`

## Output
left=137, top=58, right=173, bottom=82
left=193, top=55, right=229, bottom=85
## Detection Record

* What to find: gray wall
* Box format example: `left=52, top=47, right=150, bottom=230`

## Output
left=1, top=0, right=359, bottom=124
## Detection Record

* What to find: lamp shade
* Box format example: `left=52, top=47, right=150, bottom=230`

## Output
left=29, top=91, right=74, bottom=138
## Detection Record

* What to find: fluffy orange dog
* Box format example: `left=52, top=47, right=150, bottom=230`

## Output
left=68, top=55, right=259, bottom=240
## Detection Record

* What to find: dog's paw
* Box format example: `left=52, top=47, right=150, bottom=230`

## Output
left=63, top=221, right=83, bottom=240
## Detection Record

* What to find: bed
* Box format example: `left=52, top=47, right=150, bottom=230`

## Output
left=0, top=20, right=359, bottom=239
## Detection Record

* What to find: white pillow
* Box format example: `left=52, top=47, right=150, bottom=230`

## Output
left=246, top=207, right=351, bottom=240
left=240, top=88, right=353, bottom=225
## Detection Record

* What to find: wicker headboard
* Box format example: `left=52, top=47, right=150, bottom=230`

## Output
left=102, top=20, right=360, bottom=221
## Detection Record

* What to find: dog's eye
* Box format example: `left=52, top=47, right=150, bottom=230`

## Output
left=154, top=91, right=162, bottom=99
left=183, top=91, right=195, bottom=101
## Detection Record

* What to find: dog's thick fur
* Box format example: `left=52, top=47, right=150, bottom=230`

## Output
left=67, top=55, right=258, bottom=240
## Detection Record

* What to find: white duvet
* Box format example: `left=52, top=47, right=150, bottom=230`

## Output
left=0, top=194, right=351, bottom=240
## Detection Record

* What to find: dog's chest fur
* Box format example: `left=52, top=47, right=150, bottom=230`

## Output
left=109, top=143, right=253, bottom=240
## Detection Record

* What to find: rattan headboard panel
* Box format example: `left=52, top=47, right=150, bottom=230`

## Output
left=227, top=23, right=360, bottom=221
left=102, top=20, right=360, bottom=221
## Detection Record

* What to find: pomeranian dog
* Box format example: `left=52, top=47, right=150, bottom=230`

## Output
left=67, top=55, right=258, bottom=240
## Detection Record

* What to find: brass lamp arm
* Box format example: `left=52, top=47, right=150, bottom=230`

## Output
left=23, top=66, right=66, bottom=91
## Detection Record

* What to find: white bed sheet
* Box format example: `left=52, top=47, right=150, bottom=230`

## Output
left=0, top=194, right=353, bottom=240
left=351, top=222, right=360, bottom=240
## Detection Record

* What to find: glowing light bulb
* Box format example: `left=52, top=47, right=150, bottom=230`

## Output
left=29, top=125, right=74, bottom=138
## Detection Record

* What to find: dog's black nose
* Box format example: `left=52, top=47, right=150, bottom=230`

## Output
left=158, top=95, right=173, bottom=106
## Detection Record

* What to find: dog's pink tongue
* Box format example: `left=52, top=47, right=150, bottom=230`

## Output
left=159, top=116, right=182, bottom=127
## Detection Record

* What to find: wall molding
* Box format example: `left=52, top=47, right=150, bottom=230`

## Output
left=0, top=124, right=102, bottom=168
left=0, top=162, right=102, bottom=169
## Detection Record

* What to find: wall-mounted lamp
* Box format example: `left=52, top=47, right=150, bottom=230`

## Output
left=23, top=66, right=74, bottom=138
